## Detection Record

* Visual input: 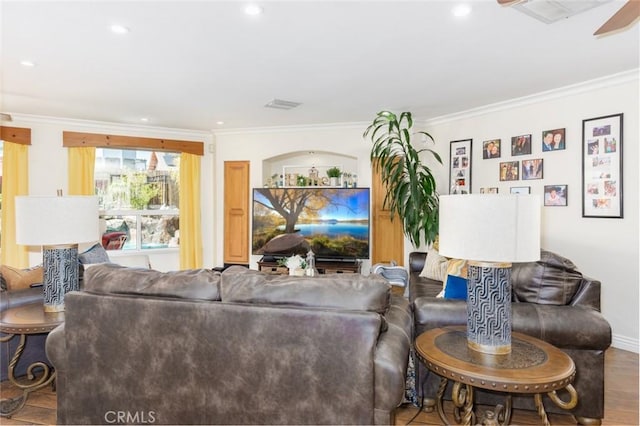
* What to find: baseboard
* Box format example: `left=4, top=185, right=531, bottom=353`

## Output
left=611, top=333, right=639, bottom=353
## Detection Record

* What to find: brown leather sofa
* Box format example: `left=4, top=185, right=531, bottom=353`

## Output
left=409, top=250, right=611, bottom=425
left=47, top=264, right=412, bottom=425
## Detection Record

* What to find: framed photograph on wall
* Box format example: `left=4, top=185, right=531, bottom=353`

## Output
left=542, top=128, right=566, bottom=151
left=510, top=186, right=530, bottom=194
left=499, top=161, right=519, bottom=181
left=582, top=113, right=623, bottom=218
left=544, top=185, right=568, bottom=206
left=449, top=139, right=472, bottom=193
left=480, top=187, right=499, bottom=194
left=522, top=158, right=543, bottom=180
left=482, top=139, right=501, bottom=159
left=511, top=134, right=532, bottom=156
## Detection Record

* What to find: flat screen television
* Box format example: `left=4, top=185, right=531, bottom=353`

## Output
left=252, top=187, right=370, bottom=260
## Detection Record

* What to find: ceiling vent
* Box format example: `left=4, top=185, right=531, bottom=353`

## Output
left=512, top=0, right=611, bottom=24
left=265, top=99, right=302, bottom=110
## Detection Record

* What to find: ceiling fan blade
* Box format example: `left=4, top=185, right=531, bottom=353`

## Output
left=594, top=0, right=640, bottom=35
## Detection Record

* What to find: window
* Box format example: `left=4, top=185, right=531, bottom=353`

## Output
left=95, top=148, right=179, bottom=251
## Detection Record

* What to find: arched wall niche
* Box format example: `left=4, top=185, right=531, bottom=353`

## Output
left=262, top=150, right=358, bottom=187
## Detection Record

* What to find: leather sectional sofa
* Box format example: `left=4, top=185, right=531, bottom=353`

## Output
left=47, top=264, right=412, bottom=425
left=409, top=250, right=612, bottom=425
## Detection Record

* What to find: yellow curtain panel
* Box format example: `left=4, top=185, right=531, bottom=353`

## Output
left=1, top=142, right=29, bottom=267
left=179, top=152, right=203, bottom=269
left=68, top=146, right=96, bottom=195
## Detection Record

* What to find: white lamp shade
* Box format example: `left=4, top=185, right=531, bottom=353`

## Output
left=15, top=196, right=99, bottom=246
left=438, top=194, right=541, bottom=263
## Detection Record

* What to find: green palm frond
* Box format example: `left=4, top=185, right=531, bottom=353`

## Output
left=364, top=110, right=442, bottom=248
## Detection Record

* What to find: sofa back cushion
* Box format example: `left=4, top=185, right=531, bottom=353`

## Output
left=221, top=266, right=390, bottom=313
left=511, top=250, right=583, bottom=305
left=84, top=263, right=221, bottom=301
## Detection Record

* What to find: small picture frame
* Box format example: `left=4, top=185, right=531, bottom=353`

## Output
left=449, top=139, right=472, bottom=194
left=499, top=161, right=519, bottom=181
left=544, top=185, right=568, bottom=206
left=522, top=158, right=543, bottom=180
left=482, top=139, right=501, bottom=159
left=480, top=187, right=499, bottom=194
left=542, top=128, right=566, bottom=151
left=510, top=186, right=530, bottom=194
left=582, top=113, right=623, bottom=218
left=511, top=134, right=532, bottom=156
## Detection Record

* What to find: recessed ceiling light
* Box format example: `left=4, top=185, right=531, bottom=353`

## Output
left=452, top=4, right=472, bottom=17
left=110, top=24, right=130, bottom=34
left=140, top=118, right=149, bottom=122
left=244, top=4, right=263, bottom=16
left=216, top=121, right=225, bottom=125
left=20, top=60, right=35, bottom=67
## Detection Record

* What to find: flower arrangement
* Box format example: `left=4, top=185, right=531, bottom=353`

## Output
left=278, top=255, right=307, bottom=274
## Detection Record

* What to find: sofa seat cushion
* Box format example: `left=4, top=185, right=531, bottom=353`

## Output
left=221, top=266, right=390, bottom=313
left=511, top=250, right=583, bottom=305
left=84, top=263, right=221, bottom=301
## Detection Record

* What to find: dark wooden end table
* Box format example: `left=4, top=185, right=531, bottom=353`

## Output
left=415, top=326, right=578, bottom=426
left=0, top=303, right=64, bottom=417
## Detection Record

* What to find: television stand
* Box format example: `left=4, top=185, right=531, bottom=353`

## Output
left=257, top=257, right=362, bottom=275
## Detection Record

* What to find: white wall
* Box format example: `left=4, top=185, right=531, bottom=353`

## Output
left=215, top=71, right=639, bottom=352
left=427, top=71, right=638, bottom=352
left=10, top=114, right=215, bottom=272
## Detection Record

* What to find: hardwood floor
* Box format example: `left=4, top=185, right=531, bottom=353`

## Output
left=0, top=348, right=637, bottom=425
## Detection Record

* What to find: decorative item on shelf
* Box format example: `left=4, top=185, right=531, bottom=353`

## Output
left=438, top=194, right=540, bottom=354
left=308, top=166, right=320, bottom=186
left=15, top=192, right=99, bottom=312
left=305, top=249, right=318, bottom=277
left=296, top=175, right=308, bottom=187
left=326, top=166, right=342, bottom=187
left=278, top=254, right=307, bottom=276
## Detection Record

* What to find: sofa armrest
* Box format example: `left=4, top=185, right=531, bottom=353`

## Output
left=1, top=287, right=43, bottom=313
left=374, top=295, right=412, bottom=414
left=409, top=252, right=427, bottom=274
left=413, top=297, right=611, bottom=350
left=570, top=276, right=601, bottom=311
left=45, top=324, right=66, bottom=373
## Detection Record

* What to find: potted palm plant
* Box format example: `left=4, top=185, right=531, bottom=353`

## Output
left=364, top=111, right=442, bottom=247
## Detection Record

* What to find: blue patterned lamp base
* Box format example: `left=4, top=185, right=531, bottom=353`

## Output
left=466, top=261, right=512, bottom=354
left=43, top=244, right=79, bottom=312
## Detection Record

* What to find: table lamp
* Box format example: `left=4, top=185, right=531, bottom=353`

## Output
left=438, top=194, right=540, bottom=354
left=15, top=194, right=99, bottom=312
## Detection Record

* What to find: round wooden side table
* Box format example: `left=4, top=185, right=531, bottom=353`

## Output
left=415, top=326, right=578, bottom=425
left=0, top=303, right=64, bottom=417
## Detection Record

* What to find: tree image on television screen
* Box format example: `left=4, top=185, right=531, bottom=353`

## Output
left=252, top=188, right=370, bottom=259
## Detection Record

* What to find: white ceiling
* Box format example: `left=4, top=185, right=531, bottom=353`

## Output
left=1, top=0, right=638, bottom=131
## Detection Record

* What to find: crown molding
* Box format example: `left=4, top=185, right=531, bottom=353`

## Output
left=425, top=68, right=640, bottom=126
left=212, top=120, right=370, bottom=136
left=5, top=113, right=212, bottom=140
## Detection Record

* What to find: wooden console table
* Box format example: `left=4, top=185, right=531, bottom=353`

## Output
left=258, top=258, right=361, bottom=275
left=415, top=326, right=578, bottom=425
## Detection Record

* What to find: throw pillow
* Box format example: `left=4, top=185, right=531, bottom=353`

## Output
left=419, top=249, right=448, bottom=282
left=0, top=264, right=44, bottom=291
left=78, top=243, right=110, bottom=265
left=437, top=258, right=468, bottom=298
left=443, top=274, right=468, bottom=300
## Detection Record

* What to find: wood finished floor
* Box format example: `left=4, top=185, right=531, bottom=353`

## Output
left=0, top=348, right=637, bottom=425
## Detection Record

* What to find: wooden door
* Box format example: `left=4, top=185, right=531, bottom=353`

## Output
left=224, top=161, right=250, bottom=265
left=371, top=162, right=404, bottom=265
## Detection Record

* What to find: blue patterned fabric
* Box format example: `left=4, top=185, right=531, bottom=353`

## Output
left=78, top=243, right=110, bottom=265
